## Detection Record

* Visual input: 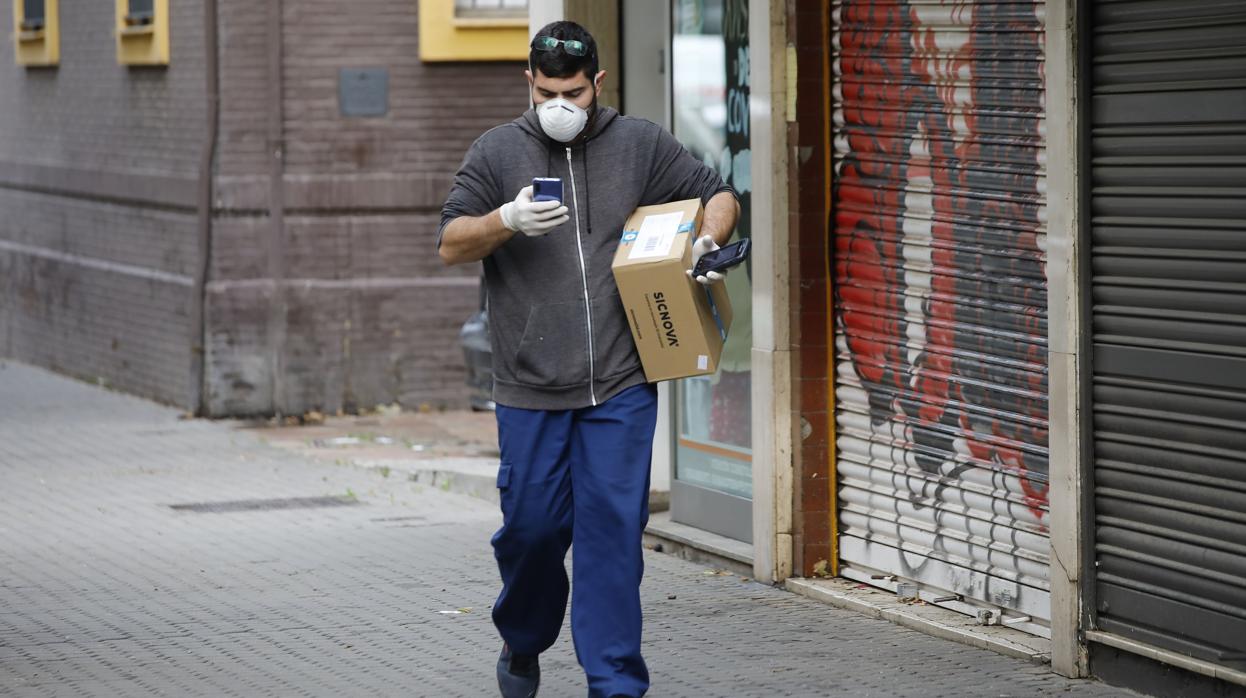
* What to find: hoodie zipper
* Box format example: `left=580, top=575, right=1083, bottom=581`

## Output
left=566, top=146, right=598, bottom=406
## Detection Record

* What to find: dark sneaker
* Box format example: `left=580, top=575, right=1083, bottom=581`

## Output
left=496, top=644, right=539, bottom=698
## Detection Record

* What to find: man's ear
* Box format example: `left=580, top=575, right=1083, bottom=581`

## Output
left=525, top=69, right=534, bottom=87
left=594, top=70, right=607, bottom=97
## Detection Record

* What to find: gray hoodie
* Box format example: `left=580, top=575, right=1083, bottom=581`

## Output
left=439, top=106, right=734, bottom=410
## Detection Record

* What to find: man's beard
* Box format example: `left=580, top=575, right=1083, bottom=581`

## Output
left=573, top=98, right=599, bottom=144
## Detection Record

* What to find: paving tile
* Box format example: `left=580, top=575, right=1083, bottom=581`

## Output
left=0, top=361, right=1139, bottom=698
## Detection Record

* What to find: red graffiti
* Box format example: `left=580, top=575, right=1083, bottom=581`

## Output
left=834, top=2, right=1049, bottom=523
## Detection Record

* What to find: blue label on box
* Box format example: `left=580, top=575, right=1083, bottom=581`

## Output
left=621, top=230, right=639, bottom=243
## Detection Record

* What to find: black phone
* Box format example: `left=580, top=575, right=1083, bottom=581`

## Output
left=532, top=177, right=562, bottom=204
left=693, top=238, right=751, bottom=277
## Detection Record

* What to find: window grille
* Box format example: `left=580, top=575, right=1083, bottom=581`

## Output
left=21, top=0, right=46, bottom=31
left=126, top=0, right=154, bottom=25
left=454, top=0, right=527, bottom=20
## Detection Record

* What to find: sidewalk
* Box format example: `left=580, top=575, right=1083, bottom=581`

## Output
left=245, top=404, right=505, bottom=505
left=0, top=361, right=1139, bottom=697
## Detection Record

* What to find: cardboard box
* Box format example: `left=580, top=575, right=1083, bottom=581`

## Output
left=611, top=199, right=733, bottom=382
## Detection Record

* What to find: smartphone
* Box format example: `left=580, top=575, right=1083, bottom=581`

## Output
left=532, top=177, right=562, bottom=204
left=693, top=238, right=751, bottom=277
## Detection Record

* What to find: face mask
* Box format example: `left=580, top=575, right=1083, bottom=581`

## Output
left=537, top=98, right=589, bottom=143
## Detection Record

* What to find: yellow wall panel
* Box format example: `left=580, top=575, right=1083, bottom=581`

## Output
left=116, top=0, right=169, bottom=66
left=13, top=0, right=60, bottom=66
left=419, top=0, right=529, bottom=62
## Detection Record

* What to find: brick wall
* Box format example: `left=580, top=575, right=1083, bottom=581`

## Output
left=3, top=1, right=614, bottom=416
left=788, top=0, right=834, bottom=577
left=204, top=0, right=528, bottom=416
left=0, top=0, right=206, bottom=406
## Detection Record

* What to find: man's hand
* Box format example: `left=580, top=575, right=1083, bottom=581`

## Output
left=687, top=235, right=727, bottom=286
left=499, top=186, right=569, bottom=237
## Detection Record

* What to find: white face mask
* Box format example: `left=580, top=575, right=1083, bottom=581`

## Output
left=537, top=98, right=589, bottom=143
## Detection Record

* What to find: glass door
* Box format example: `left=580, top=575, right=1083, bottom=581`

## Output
left=669, top=0, right=753, bottom=543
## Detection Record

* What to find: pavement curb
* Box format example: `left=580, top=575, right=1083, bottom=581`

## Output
left=407, top=468, right=500, bottom=505
left=352, top=458, right=501, bottom=505
left=355, top=458, right=674, bottom=518
left=643, top=512, right=754, bottom=578
left=785, top=577, right=1052, bottom=665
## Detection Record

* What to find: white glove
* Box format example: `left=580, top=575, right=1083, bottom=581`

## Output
left=687, top=235, right=727, bottom=286
left=499, top=186, right=569, bottom=237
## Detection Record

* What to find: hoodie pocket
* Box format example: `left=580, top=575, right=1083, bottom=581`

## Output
left=592, top=292, right=642, bottom=379
left=513, top=300, right=590, bottom=387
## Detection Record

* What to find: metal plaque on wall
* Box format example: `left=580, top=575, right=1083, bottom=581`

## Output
left=338, top=68, right=389, bottom=117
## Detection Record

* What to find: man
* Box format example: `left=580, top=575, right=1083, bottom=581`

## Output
left=438, top=21, right=739, bottom=698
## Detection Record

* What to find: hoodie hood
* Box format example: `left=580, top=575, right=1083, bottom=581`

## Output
left=518, top=105, right=619, bottom=146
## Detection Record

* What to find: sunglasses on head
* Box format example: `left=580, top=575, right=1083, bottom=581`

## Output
left=532, top=35, right=589, bottom=57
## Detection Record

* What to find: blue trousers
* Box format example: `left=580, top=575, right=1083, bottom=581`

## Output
left=492, top=383, right=658, bottom=698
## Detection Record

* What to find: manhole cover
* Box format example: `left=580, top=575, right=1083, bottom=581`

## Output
left=169, top=496, right=360, bottom=513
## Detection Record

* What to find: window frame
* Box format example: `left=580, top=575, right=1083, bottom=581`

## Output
left=124, top=0, right=155, bottom=25
left=453, top=0, right=527, bottom=22
left=13, top=0, right=59, bottom=67
left=115, top=0, right=169, bottom=66
left=419, top=0, right=528, bottom=62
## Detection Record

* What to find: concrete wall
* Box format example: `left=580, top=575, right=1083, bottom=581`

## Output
left=0, top=0, right=206, bottom=405
left=564, top=0, right=620, bottom=110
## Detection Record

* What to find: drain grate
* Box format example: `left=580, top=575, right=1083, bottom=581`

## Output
left=169, top=496, right=360, bottom=513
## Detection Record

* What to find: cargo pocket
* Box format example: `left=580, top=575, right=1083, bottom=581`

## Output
left=496, top=462, right=512, bottom=490
left=514, top=301, right=589, bottom=386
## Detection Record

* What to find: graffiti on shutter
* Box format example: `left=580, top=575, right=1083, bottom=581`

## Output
left=832, top=0, right=1050, bottom=626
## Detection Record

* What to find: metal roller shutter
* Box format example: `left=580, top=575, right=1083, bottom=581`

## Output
left=1090, top=0, right=1246, bottom=668
left=831, top=0, right=1050, bottom=631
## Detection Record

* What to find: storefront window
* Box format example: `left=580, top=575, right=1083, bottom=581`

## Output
left=671, top=0, right=752, bottom=501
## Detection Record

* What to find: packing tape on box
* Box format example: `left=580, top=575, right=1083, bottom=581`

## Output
left=705, top=287, right=727, bottom=342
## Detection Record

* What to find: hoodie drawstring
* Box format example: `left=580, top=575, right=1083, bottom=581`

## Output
left=524, top=107, right=611, bottom=237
